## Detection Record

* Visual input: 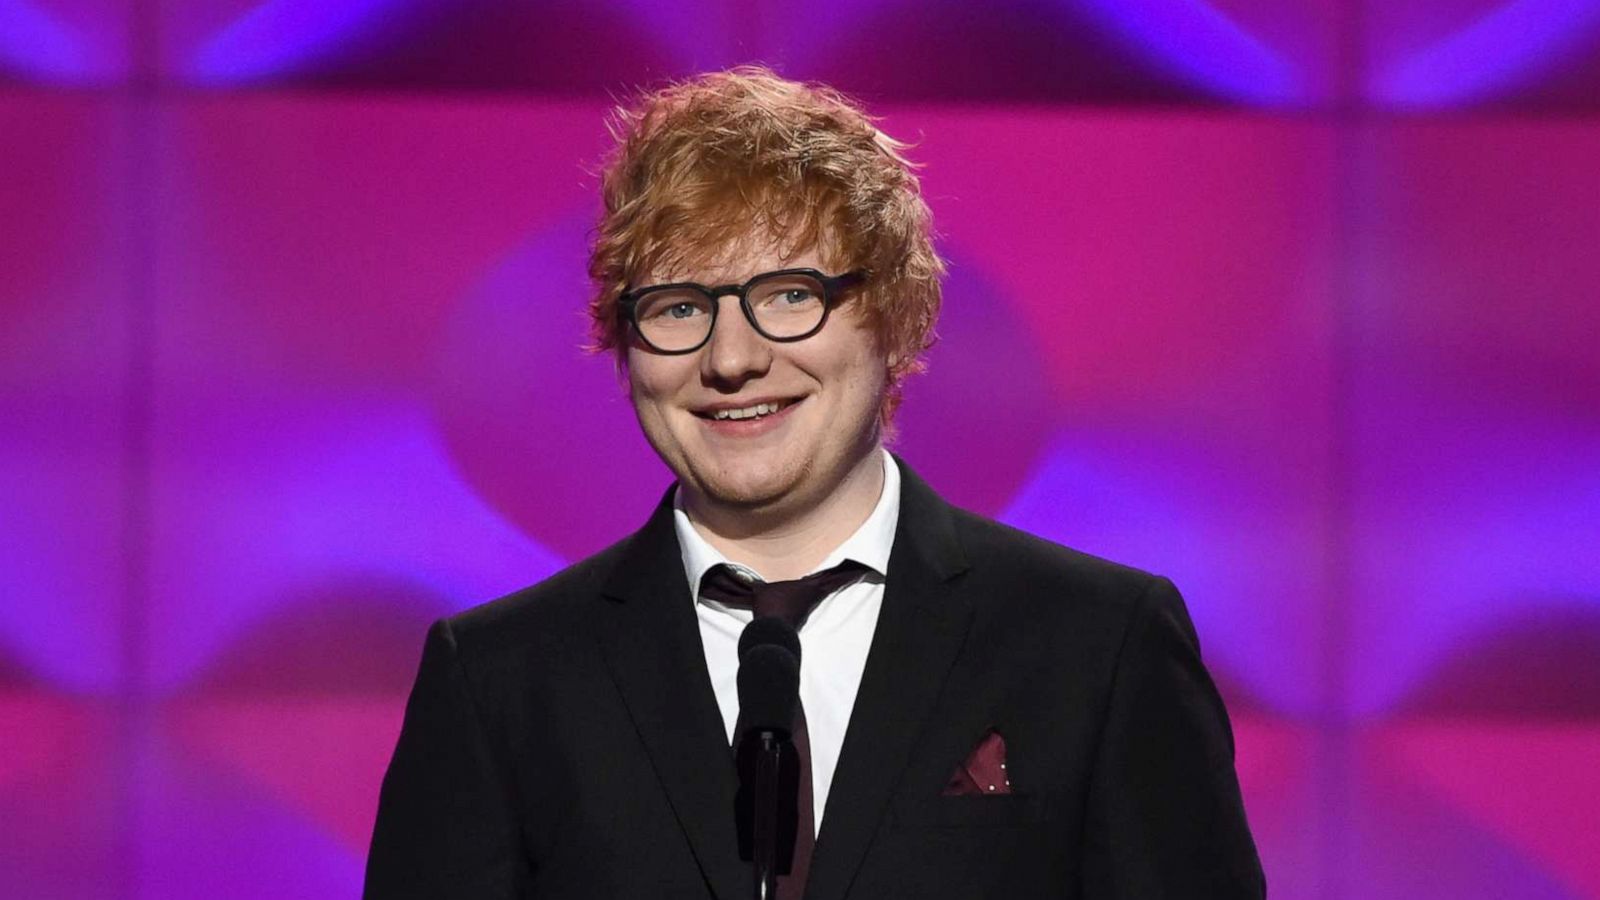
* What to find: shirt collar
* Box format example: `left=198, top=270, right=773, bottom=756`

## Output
left=674, top=447, right=901, bottom=602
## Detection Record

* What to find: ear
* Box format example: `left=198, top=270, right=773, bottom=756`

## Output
left=876, top=328, right=902, bottom=374
left=885, top=348, right=909, bottom=379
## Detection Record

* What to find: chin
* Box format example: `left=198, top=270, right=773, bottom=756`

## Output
left=695, top=456, right=812, bottom=510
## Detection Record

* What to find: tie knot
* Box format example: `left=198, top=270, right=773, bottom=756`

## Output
left=700, top=560, right=869, bottom=628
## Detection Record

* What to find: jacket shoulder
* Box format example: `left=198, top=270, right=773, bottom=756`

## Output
left=439, top=531, right=637, bottom=658
left=948, top=505, right=1168, bottom=617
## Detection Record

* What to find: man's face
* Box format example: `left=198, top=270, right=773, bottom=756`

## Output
left=626, top=242, right=888, bottom=519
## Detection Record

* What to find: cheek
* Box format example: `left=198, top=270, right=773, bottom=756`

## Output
left=840, top=337, right=890, bottom=394
left=626, top=351, right=672, bottom=402
left=625, top=367, right=663, bottom=424
left=626, top=356, right=694, bottom=435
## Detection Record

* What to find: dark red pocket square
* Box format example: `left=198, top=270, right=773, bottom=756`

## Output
left=942, top=728, right=1012, bottom=796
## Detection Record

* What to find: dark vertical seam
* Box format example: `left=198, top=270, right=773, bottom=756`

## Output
left=1321, top=2, right=1369, bottom=898
left=116, top=2, right=161, bottom=898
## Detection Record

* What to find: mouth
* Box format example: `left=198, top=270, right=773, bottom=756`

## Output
left=693, top=398, right=801, bottom=422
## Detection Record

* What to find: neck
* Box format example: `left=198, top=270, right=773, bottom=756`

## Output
left=683, top=446, right=886, bottom=581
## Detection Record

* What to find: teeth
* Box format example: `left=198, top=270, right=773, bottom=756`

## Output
left=712, top=401, right=786, bottom=421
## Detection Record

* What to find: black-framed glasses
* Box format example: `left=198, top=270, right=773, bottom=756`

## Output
left=619, top=268, right=866, bottom=354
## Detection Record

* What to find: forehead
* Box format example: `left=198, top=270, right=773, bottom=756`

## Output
left=665, top=250, right=828, bottom=288
left=644, top=214, right=844, bottom=285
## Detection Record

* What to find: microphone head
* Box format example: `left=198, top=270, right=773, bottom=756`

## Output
left=739, top=616, right=802, bottom=663
left=736, top=643, right=800, bottom=735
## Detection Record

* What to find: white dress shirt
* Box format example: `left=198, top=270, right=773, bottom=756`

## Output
left=673, top=448, right=900, bottom=836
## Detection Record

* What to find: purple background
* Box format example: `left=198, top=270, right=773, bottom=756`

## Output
left=3, top=1, right=1599, bottom=897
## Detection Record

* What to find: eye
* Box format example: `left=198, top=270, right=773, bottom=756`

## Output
left=751, top=278, right=825, bottom=311
left=778, top=288, right=818, bottom=305
left=635, top=290, right=711, bottom=323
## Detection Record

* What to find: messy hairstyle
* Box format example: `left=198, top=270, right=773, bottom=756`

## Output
left=587, top=66, right=945, bottom=422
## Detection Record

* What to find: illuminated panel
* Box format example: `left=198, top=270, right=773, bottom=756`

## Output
left=0, top=687, right=123, bottom=900
left=1353, top=723, right=1600, bottom=899
left=795, top=0, right=1324, bottom=104
left=1345, top=121, right=1600, bottom=896
left=0, top=93, right=131, bottom=694
left=1070, top=0, right=1307, bottom=104
left=153, top=0, right=1340, bottom=106
left=184, top=0, right=412, bottom=85
left=1347, top=120, right=1600, bottom=717
left=0, top=0, right=132, bottom=86
left=0, top=92, right=131, bottom=898
left=159, top=0, right=683, bottom=90
left=1366, top=0, right=1600, bottom=109
left=129, top=728, right=365, bottom=899
left=142, top=96, right=609, bottom=874
left=145, top=94, right=599, bottom=688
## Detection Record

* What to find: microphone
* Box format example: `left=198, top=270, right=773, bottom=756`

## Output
left=736, top=615, right=801, bottom=741
left=734, top=617, right=803, bottom=897
left=739, top=615, right=802, bottom=662
left=736, top=644, right=800, bottom=738
left=736, top=616, right=803, bottom=736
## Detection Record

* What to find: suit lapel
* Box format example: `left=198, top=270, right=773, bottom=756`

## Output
left=806, top=459, right=974, bottom=900
left=594, top=491, right=747, bottom=900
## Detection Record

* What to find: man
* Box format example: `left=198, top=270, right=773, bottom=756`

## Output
left=366, top=67, right=1264, bottom=899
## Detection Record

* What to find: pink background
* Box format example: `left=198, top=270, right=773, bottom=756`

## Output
left=3, top=1, right=1598, bottom=896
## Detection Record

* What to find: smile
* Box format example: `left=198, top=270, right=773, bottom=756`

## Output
left=707, top=397, right=793, bottom=419
left=695, top=399, right=798, bottom=421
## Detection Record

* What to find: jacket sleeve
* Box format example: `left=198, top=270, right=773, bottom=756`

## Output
left=1081, top=576, right=1267, bottom=898
left=365, top=618, right=533, bottom=898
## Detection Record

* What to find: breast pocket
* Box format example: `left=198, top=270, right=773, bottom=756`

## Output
left=890, top=791, right=1060, bottom=829
left=870, top=791, right=1074, bottom=898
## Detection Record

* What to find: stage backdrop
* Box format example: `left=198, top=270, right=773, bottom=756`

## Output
left=3, top=1, right=1598, bottom=897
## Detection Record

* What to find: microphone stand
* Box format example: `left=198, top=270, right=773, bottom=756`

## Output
left=751, top=729, right=782, bottom=900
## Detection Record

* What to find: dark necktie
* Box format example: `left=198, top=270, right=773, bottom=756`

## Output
left=699, top=560, right=869, bottom=900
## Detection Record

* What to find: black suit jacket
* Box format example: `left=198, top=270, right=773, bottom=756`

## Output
left=365, top=460, right=1265, bottom=899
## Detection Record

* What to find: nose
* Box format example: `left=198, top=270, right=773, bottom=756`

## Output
left=700, top=296, right=772, bottom=388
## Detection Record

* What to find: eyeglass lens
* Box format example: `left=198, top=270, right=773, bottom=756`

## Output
left=633, top=271, right=828, bottom=351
